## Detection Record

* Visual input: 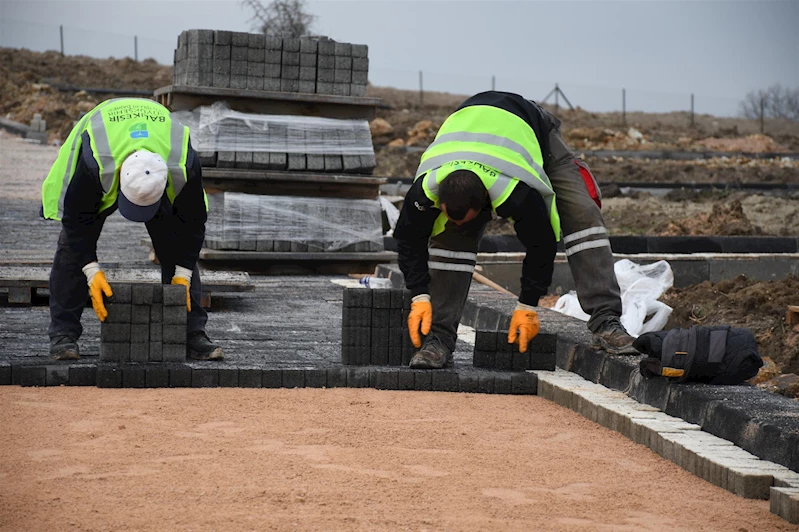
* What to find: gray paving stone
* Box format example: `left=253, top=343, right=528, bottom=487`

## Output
left=164, top=285, right=186, bottom=306
left=150, top=304, right=162, bottom=323
left=283, top=369, right=305, bottom=388
left=163, top=325, right=186, bottom=344
left=414, top=370, right=432, bottom=391
left=283, top=38, right=300, bottom=52
left=265, top=50, right=282, bottom=64
left=351, top=70, right=368, bottom=85
left=262, top=369, right=282, bottom=388
left=130, top=343, right=149, bottom=363
left=300, top=38, right=317, bottom=53
left=307, top=154, right=325, bottom=169
left=318, top=40, right=336, bottom=55
left=347, top=367, right=370, bottom=388
left=265, top=63, right=281, bottom=78
left=334, top=56, right=352, bottom=70
left=458, top=372, right=480, bottom=393
left=46, top=365, right=70, bottom=386
left=327, top=368, right=348, bottom=388
left=280, top=79, right=299, bottom=92
left=218, top=151, right=236, bottom=168
left=193, top=368, right=219, bottom=388
left=145, top=366, right=169, bottom=388
left=101, top=323, right=130, bottom=343
left=230, top=75, right=247, bottom=89
left=494, top=373, right=513, bottom=394
left=477, top=373, right=495, bottom=394
left=397, top=370, right=415, bottom=390
left=334, top=42, right=351, bottom=56
left=300, top=53, right=316, bottom=67
left=239, top=369, right=262, bottom=388
left=105, top=304, right=132, bottom=323
left=110, top=283, right=132, bottom=304
left=334, top=69, right=351, bottom=83
left=316, top=82, right=334, bottom=95
left=100, top=343, right=129, bottom=363
left=264, top=36, right=282, bottom=50
left=149, top=341, right=163, bottom=362
left=282, top=51, right=300, bottom=66
left=317, top=55, right=335, bottom=69
left=97, top=367, right=123, bottom=388
left=299, top=66, right=316, bottom=81
left=305, top=369, right=327, bottom=388
left=268, top=152, right=287, bottom=169
left=352, top=57, right=369, bottom=71
left=122, top=366, right=146, bottom=388
left=131, top=305, right=150, bottom=324
left=130, top=323, right=149, bottom=344
left=163, top=306, right=187, bottom=325
left=316, top=68, right=334, bottom=82
left=214, top=30, right=231, bottom=45
left=351, top=44, right=368, bottom=58
left=69, top=365, right=96, bottom=386
left=350, top=84, right=367, bottom=97
left=235, top=151, right=254, bottom=169
left=512, top=351, right=530, bottom=371
left=288, top=153, right=305, bottom=170
left=218, top=368, right=239, bottom=387
left=163, top=344, right=185, bottom=363
left=131, top=284, right=154, bottom=305
left=495, top=351, right=513, bottom=371
left=511, top=372, right=537, bottom=395
left=169, top=365, right=192, bottom=387
left=370, top=369, right=398, bottom=390
left=432, top=371, right=459, bottom=392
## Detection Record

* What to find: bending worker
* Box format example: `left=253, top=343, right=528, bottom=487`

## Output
left=395, top=91, right=637, bottom=369
left=41, top=97, right=223, bottom=361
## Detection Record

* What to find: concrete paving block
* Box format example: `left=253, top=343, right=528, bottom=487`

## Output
left=512, top=372, right=537, bottom=395
left=323, top=154, right=342, bottom=171
left=230, top=32, right=249, bottom=47
left=413, top=370, right=432, bottom=391
left=265, top=63, right=281, bottom=77
left=262, top=369, right=282, bottom=388
left=287, top=153, right=305, bottom=170
left=253, top=152, right=270, bottom=170
left=334, top=42, right=351, bottom=56
left=303, top=369, right=325, bottom=388
left=282, top=369, right=304, bottom=388
left=163, top=285, right=186, bottom=306
left=132, top=284, right=154, bottom=305
left=162, top=344, right=185, bottom=363
left=218, top=368, right=239, bottom=388
left=283, top=37, right=300, bottom=52
left=327, top=368, right=348, bottom=388
left=248, top=60, right=265, bottom=76
left=473, top=350, right=494, bottom=369
left=239, top=368, right=263, bottom=388
left=770, top=487, right=799, bottom=524
left=265, top=49, right=282, bottom=64
left=598, top=355, right=637, bottom=392
left=145, top=366, right=170, bottom=388
left=528, top=351, right=557, bottom=371
left=149, top=320, right=162, bottom=341
left=298, top=81, right=316, bottom=93
left=122, top=366, right=146, bottom=388
left=130, top=323, right=149, bottom=344
left=230, top=76, right=248, bottom=89
left=300, top=52, right=316, bottom=66
left=69, top=365, right=96, bottom=386
left=101, top=323, right=131, bottom=343
left=163, top=307, right=188, bottom=325
left=430, top=371, right=458, bottom=392
left=495, top=351, right=513, bottom=371
left=282, top=51, right=300, bottom=66
left=268, top=152, right=287, bottom=169
left=96, top=366, right=123, bottom=388
left=352, top=57, right=369, bottom=71
left=494, top=373, right=513, bottom=395
left=232, top=46, right=249, bottom=62
left=273, top=240, right=291, bottom=252
left=349, top=84, right=367, bottom=97
left=299, top=38, right=317, bottom=53
left=512, top=351, right=530, bottom=371
left=100, top=343, right=129, bottom=363
left=45, top=365, right=70, bottom=386
left=192, top=368, right=219, bottom=388
left=280, top=79, right=299, bottom=92
left=458, top=372, right=480, bottom=393
left=299, top=66, right=316, bottom=80
left=397, top=370, right=416, bottom=390
left=371, top=308, right=390, bottom=329
left=315, top=82, right=334, bottom=95
left=371, top=369, right=399, bottom=390
left=105, top=303, right=132, bottom=324
left=475, top=373, right=494, bottom=394
left=168, top=365, right=192, bottom=387
left=149, top=341, right=163, bottom=362
left=110, top=283, right=132, bottom=304
left=351, top=43, right=368, bottom=58
left=163, top=325, right=186, bottom=345
left=150, top=304, right=162, bottom=323
left=352, top=70, right=368, bottom=84
left=130, top=343, right=149, bottom=363
left=334, top=56, right=352, bottom=70
left=387, top=347, right=402, bottom=366
left=727, top=466, right=774, bottom=499
left=317, top=55, right=335, bottom=69
left=213, top=30, right=231, bottom=45
left=131, top=305, right=150, bottom=324
left=264, top=35, right=282, bottom=50
left=333, top=83, right=350, bottom=96
left=345, top=367, right=368, bottom=388
left=318, top=40, right=335, bottom=55
left=217, top=151, right=236, bottom=168
left=334, top=69, right=351, bottom=83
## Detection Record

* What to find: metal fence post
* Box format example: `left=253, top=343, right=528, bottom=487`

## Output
left=59, top=25, right=64, bottom=56
left=491, top=75, right=495, bottom=91
left=554, top=83, right=559, bottom=113
left=134, top=35, right=138, bottom=61
left=690, top=93, right=694, bottom=127
left=622, top=88, right=626, bottom=125
left=419, top=70, right=424, bottom=106
left=760, top=96, right=765, bottom=134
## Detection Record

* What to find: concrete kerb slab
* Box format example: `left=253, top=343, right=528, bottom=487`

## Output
left=535, top=368, right=798, bottom=523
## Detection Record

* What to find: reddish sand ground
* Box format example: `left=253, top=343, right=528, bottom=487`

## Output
left=0, top=387, right=794, bottom=532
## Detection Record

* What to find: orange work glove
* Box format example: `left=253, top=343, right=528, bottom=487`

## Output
left=171, top=265, right=193, bottom=312
left=407, top=294, right=433, bottom=348
left=82, top=262, right=113, bottom=322
left=507, top=302, right=540, bottom=353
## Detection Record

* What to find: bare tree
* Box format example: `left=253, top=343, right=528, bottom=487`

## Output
left=740, top=84, right=799, bottom=121
left=241, top=0, right=316, bottom=38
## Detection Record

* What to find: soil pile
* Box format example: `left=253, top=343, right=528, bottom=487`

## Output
left=662, top=275, right=799, bottom=377
left=654, top=199, right=763, bottom=236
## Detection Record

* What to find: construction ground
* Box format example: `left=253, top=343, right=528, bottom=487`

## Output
left=1, top=48, right=799, bottom=530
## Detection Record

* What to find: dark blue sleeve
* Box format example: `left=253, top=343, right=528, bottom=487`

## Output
left=170, top=146, right=207, bottom=269
left=393, top=178, right=439, bottom=297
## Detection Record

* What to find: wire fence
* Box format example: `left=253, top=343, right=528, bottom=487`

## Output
left=1, top=18, right=751, bottom=120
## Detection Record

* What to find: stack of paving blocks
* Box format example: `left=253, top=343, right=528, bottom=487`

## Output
left=173, top=30, right=369, bottom=97
left=100, top=284, right=187, bottom=363
left=204, top=192, right=383, bottom=252
left=25, top=113, right=47, bottom=144
left=341, top=288, right=416, bottom=366
left=473, top=328, right=557, bottom=371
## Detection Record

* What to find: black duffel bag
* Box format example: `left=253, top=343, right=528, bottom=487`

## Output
left=633, top=325, right=763, bottom=385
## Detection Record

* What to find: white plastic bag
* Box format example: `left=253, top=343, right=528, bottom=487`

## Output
left=553, top=259, right=674, bottom=337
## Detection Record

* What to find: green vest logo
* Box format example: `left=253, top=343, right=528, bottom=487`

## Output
left=129, top=123, right=149, bottom=139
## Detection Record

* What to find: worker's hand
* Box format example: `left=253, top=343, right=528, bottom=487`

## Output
left=171, top=265, right=192, bottom=312
left=82, top=261, right=112, bottom=322
left=508, top=302, right=540, bottom=353
left=408, top=294, right=433, bottom=348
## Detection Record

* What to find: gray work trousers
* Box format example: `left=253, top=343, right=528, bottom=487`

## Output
left=423, top=127, right=623, bottom=350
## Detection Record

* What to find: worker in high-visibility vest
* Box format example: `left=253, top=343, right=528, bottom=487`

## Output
left=395, top=91, right=636, bottom=369
left=41, top=98, right=223, bottom=361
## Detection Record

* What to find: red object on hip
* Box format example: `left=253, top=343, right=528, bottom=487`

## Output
left=574, top=160, right=601, bottom=208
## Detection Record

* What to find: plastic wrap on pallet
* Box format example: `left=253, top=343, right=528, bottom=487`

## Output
left=206, top=192, right=383, bottom=250
left=173, top=102, right=373, bottom=155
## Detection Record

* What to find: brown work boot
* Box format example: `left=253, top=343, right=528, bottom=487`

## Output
left=187, top=331, right=225, bottom=361
left=409, top=336, right=453, bottom=369
left=592, top=317, right=639, bottom=355
left=50, top=335, right=80, bottom=360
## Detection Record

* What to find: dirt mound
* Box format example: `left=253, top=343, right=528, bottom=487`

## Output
left=1, top=47, right=172, bottom=141
left=662, top=275, right=799, bottom=375
left=696, top=134, right=787, bottom=153
left=654, top=199, right=763, bottom=236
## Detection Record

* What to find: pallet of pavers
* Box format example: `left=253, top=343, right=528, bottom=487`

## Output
left=340, top=287, right=557, bottom=370
left=204, top=192, right=384, bottom=252
left=0, top=266, right=253, bottom=306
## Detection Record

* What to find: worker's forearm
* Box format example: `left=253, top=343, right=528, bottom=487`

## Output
left=397, top=238, right=430, bottom=296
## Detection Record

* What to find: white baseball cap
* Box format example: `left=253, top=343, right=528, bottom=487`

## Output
left=118, top=150, right=168, bottom=222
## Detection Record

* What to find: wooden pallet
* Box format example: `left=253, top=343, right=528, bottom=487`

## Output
left=202, top=169, right=385, bottom=200
left=787, top=306, right=799, bottom=327
left=0, top=266, right=253, bottom=307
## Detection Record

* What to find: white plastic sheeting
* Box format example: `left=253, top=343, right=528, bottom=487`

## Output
left=554, top=259, right=674, bottom=337
left=172, top=102, right=374, bottom=155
